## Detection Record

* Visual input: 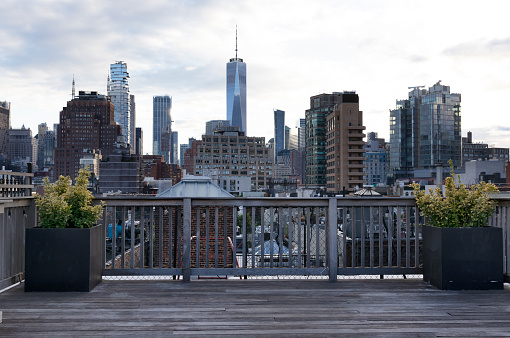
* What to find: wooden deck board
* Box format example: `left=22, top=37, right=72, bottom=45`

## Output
left=1, top=279, right=510, bottom=336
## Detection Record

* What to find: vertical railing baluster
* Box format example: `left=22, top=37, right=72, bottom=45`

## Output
left=378, top=206, right=383, bottom=267
left=223, top=207, right=228, bottom=268
left=196, top=207, right=201, bottom=269
left=168, top=206, right=173, bottom=269
left=243, top=206, right=247, bottom=269
left=388, top=208, right=393, bottom=267
left=121, top=207, right=125, bottom=268
left=205, top=208, right=210, bottom=268
left=140, top=206, right=145, bottom=268
left=111, top=206, right=117, bottom=269
left=351, top=206, right=356, bottom=268
left=361, top=207, right=365, bottom=268
left=278, top=207, right=283, bottom=267
left=342, top=207, right=347, bottom=269
left=182, top=198, right=191, bottom=282
left=158, top=206, right=163, bottom=269
left=397, top=206, right=402, bottom=268
left=251, top=207, right=255, bottom=269
left=149, top=207, right=154, bottom=268
left=232, top=206, right=237, bottom=270
left=414, top=206, right=419, bottom=268
left=306, top=207, right=311, bottom=268
left=214, top=207, right=219, bottom=268
left=102, top=207, right=107, bottom=270
left=315, top=206, right=320, bottom=267
left=261, top=207, right=265, bottom=268
left=269, top=207, right=274, bottom=268
left=369, top=206, right=374, bottom=268
left=297, top=207, right=302, bottom=268
left=130, top=206, right=135, bottom=269
left=406, top=206, right=411, bottom=268
left=289, top=207, right=294, bottom=268
left=328, top=198, right=338, bottom=281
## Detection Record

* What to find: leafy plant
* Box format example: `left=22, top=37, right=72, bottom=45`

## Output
left=410, top=160, right=498, bottom=228
left=35, top=168, right=104, bottom=228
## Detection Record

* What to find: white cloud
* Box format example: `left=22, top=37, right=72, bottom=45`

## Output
left=1, top=0, right=510, bottom=153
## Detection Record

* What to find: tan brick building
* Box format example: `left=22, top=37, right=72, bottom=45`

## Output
left=325, top=92, right=366, bottom=193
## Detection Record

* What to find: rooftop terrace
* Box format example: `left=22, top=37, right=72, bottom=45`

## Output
left=1, top=171, right=510, bottom=335
left=2, top=278, right=510, bottom=336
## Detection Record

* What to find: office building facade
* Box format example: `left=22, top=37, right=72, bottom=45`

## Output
left=305, top=93, right=341, bottom=188
left=364, top=132, right=388, bottom=186
left=462, top=131, right=509, bottom=165
left=205, top=120, right=230, bottom=135
left=135, top=127, right=143, bottom=156
left=153, top=95, right=172, bottom=162
left=54, top=91, right=120, bottom=180
left=8, top=126, right=34, bottom=169
left=194, top=133, right=272, bottom=191
left=172, top=131, right=178, bottom=165
left=0, top=101, right=10, bottom=160
left=389, top=81, right=461, bottom=180
left=274, top=109, right=285, bottom=160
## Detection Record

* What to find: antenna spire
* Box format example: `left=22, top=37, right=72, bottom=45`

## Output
left=235, top=25, right=238, bottom=59
left=71, top=74, right=75, bottom=99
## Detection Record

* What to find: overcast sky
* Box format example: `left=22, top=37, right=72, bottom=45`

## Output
left=1, top=0, right=510, bottom=155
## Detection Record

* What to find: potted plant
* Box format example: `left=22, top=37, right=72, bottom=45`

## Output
left=411, top=160, right=503, bottom=290
left=25, top=168, right=105, bottom=292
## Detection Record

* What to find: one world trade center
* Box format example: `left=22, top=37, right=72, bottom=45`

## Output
left=226, top=27, right=247, bottom=134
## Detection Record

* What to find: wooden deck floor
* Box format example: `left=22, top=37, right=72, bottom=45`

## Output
left=1, top=278, right=510, bottom=336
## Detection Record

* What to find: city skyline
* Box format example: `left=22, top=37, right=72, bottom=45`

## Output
left=1, top=1, right=510, bottom=154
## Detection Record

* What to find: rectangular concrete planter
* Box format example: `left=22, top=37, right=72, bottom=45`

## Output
left=25, top=225, right=102, bottom=292
left=422, top=224, right=503, bottom=290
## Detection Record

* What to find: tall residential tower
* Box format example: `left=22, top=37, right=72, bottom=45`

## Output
left=226, top=28, right=247, bottom=134
left=108, top=61, right=133, bottom=147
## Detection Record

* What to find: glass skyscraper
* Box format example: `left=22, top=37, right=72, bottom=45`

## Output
left=274, top=109, right=285, bottom=161
left=153, top=95, right=172, bottom=163
left=172, top=131, right=178, bottom=165
left=390, top=81, right=461, bottom=180
left=226, top=31, right=246, bottom=134
left=108, top=61, right=132, bottom=146
left=305, top=93, right=341, bottom=188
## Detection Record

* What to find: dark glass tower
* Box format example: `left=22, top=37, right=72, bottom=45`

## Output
left=389, top=81, right=461, bottom=180
left=305, top=93, right=341, bottom=188
left=274, top=109, right=285, bottom=161
left=226, top=28, right=247, bottom=134
left=152, top=95, right=172, bottom=163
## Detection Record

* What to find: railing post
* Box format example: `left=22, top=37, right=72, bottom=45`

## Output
left=328, top=198, right=338, bottom=282
left=183, top=198, right=191, bottom=282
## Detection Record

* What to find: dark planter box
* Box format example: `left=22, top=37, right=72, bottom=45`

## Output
left=422, top=225, right=503, bottom=290
left=25, top=225, right=102, bottom=292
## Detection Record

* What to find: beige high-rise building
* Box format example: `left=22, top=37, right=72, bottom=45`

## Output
left=325, top=92, right=365, bottom=193
left=194, top=130, right=272, bottom=192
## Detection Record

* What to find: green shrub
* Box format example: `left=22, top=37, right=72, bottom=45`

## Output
left=410, top=160, right=498, bottom=228
left=35, top=169, right=104, bottom=228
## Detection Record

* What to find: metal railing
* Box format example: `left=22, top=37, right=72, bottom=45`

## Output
left=490, top=199, right=510, bottom=283
left=0, top=197, right=36, bottom=290
left=100, top=197, right=425, bottom=281
left=2, top=195, right=510, bottom=289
